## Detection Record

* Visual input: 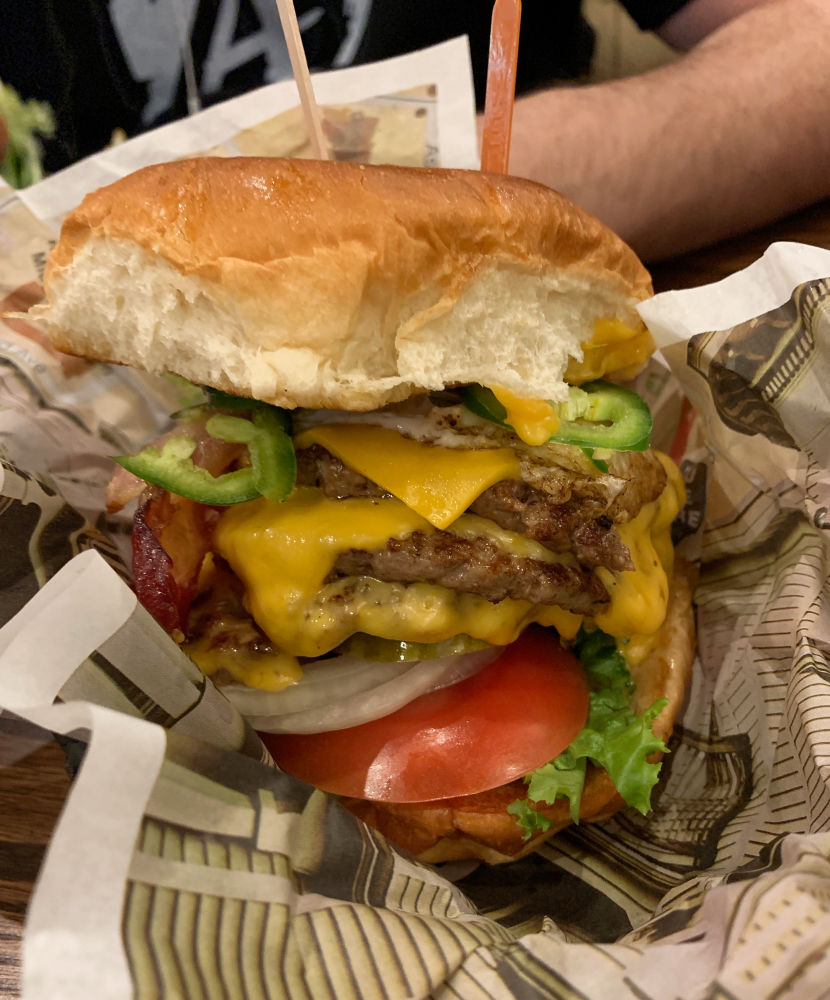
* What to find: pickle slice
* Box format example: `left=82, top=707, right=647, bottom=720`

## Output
left=338, top=633, right=492, bottom=662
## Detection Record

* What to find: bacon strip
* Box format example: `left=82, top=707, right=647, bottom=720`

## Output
left=132, top=488, right=219, bottom=637
left=126, top=416, right=247, bottom=634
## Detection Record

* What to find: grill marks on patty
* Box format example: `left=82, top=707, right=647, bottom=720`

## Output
left=296, top=444, right=386, bottom=501
left=468, top=480, right=632, bottom=571
left=297, top=445, right=666, bottom=557
left=330, top=531, right=609, bottom=615
left=296, top=441, right=669, bottom=613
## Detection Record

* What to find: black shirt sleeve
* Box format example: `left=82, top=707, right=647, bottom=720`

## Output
left=619, top=0, right=693, bottom=32
left=0, top=0, right=146, bottom=175
left=354, top=0, right=595, bottom=109
left=0, top=0, right=608, bottom=174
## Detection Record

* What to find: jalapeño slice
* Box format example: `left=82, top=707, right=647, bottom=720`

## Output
left=462, top=380, right=652, bottom=451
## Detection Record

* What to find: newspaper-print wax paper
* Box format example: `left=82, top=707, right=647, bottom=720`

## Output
left=2, top=38, right=830, bottom=998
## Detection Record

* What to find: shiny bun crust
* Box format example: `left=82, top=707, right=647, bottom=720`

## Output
left=31, top=157, right=652, bottom=410
left=345, top=559, right=696, bottom=863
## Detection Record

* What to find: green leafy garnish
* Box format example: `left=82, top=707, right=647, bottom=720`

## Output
left=0, top=84, right=54, bottom=188
left=508, top=628, right=669, bottom=839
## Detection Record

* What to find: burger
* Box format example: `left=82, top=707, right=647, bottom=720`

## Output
left=29, top=156, right=695, bottom=863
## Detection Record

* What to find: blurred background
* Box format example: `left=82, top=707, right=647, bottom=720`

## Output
left=585, top=0, right=677, bottom=80
left=0, top=0, right=681, bottom=188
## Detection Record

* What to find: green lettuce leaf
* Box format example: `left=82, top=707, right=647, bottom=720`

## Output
left=509, top=627, right=669, bottom=839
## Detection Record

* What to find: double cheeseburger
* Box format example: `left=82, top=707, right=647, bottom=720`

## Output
left=30, top=157, right=695, bottom=863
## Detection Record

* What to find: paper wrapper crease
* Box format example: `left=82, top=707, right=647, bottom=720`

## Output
left=2, top=45, right=830, bottom=1000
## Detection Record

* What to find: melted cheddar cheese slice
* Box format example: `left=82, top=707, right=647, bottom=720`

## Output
left=212, top=454, right=685, bottom=690
left=594, top=452, right=684, bottom=636
left=186, top=633, right=302, bottom=691
left=214, top=489, right=556, bottom=659
left=294, top=423, right=520, bottom=528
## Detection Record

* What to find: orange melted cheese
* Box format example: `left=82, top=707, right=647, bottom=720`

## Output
left=594, top=452, right=685, bottom=636
left=490, top=387, right=560, bottom=446
left=212, top=453, right=684, bottom=688
left=566, top=317, right=656, bottom=384
left=185, top=633, right=302, bottom=691
left=483, top=318, right=655, bottom=446
left=294, top=424, right=520, bottom=529
left=214, top=490, right=578, bottom=660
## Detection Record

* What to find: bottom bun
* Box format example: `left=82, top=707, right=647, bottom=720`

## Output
left=344, top=559, right=696, bottom=863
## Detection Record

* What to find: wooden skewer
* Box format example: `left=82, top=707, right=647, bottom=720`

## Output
left=274, top=0, right=331, bottom=159
left=480, top=0, right=522, bottom=174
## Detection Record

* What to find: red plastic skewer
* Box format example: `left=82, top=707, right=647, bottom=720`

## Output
left=480, top=0, right=522, bottom=173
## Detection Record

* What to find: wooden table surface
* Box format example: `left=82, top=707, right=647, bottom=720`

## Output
left=649, top=197, right=830, bottom=293
left=0, top=717, right=71, bottom=996
left=2, top=196, right=830, bottom=997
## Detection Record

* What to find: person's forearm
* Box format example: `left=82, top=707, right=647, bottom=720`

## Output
left=658, top=0, right=778, bottom=49
left=508, top=0, right=830, bottom=261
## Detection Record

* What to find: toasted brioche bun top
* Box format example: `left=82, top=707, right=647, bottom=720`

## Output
left=31, top=157, right=652, bottom=410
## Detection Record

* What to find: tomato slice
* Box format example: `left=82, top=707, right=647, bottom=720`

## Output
left=260, top=627, right=589, bottom=803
